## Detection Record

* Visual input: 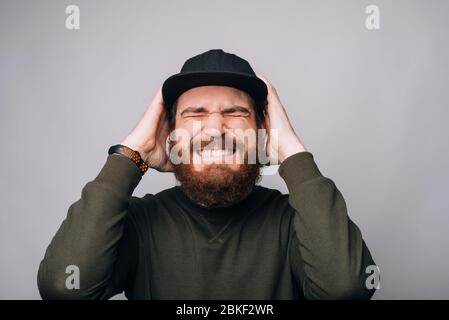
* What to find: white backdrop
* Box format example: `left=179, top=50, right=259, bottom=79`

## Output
left=1, top=0, right=448, bottom=299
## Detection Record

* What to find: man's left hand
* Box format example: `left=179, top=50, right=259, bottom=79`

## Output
left=257, top=74, right=307, bottom=163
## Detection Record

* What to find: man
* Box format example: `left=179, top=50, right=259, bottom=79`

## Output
left=38, top=49, right=377, bottom=299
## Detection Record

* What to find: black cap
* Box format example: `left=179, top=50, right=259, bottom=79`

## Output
left=162, top=49, right=268, bottom=119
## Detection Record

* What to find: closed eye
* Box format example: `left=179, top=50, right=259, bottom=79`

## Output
left=180, top=106, right=208, bottom=118
left=222, top=106, right=250, bottom=117
left=179, top=105, right=251, bottom=118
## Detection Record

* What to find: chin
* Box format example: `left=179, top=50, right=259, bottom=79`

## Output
left=173, top=159, right=261, bottom=208
left=193, top=163, right=241, bottom=173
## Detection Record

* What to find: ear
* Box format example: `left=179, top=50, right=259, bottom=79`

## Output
left=165, top=135, right=174, bottom=155
left=255, top=119, right=268, bottom=167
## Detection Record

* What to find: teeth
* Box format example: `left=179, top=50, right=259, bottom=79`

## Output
left=197, top=149, right=234, bottom=157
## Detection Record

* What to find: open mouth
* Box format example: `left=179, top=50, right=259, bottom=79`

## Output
left=195, top=142, right=237, bottom=158
left=191, top=139, right=241, bottom=161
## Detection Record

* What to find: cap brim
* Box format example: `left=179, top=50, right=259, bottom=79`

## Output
left=162, top=71, right=268, bottom=110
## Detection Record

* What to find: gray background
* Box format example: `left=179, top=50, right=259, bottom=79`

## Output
left=1, top=0, right=448, bottom=299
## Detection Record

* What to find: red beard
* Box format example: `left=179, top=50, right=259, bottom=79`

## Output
left=173, top=163, right=261, bottom=208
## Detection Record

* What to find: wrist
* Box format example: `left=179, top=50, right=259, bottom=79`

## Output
left=121, top=138, right=145, bottom=155
left=108, top=144, right=149, bottom=175
left=278, top=139, right=307, bottom=163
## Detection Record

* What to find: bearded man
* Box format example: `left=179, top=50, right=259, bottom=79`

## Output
left=38, top=49, right=377, bottom=300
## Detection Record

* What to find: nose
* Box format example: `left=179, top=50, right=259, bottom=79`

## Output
left=202, top=112, right=226, bottom=137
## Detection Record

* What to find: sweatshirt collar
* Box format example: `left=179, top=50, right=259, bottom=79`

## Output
left=173, top=184, right=261, bottom=223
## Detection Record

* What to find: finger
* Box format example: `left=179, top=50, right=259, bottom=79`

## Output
left=150, top=85, right=164, bottom=108
left=256, top=73, right=269, bottom=85
left=144, top=86, right=165, bottom=118
left=133, top=86, right=166, bottom=134
left=256, top=74, right=275, bottom=93
left=256, top=73, right=280, bottom=102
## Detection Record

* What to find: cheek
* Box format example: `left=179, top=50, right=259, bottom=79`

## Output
left=178, top=120, right=204, bottom=139
left=228, top=123, right=258, bottom=149
left=168, top=124, right=195, bottom=162
left=226, top=117, right=255, bottom=128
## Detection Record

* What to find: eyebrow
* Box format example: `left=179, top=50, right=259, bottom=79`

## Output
left=222, top=105, right=250, bottom=113
left=179, top=105, right=251, bottom=117
left=180, top=106, right=208, bottom=117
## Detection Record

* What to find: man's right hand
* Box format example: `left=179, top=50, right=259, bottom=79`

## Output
left=120, top=86, right=174, bottom=172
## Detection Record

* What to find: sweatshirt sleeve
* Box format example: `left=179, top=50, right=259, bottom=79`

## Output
left=37, top=154, right=143, bottom=299
left=279, top=151, right=378, bottom=299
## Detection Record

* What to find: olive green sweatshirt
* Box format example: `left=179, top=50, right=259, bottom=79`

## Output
left=37, top=151, right=376, bottom=300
